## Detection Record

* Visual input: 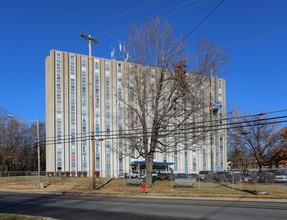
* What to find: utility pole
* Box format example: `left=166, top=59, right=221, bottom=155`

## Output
left=37, top=118, right=40, bottom=189
left=210, top=70, right=214, bottom=172
left=80, top=33, right=100, bottom=189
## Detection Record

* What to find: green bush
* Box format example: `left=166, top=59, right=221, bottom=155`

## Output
left=77, top=171, right=82, bottom=177
left=83, top=171, right=87, bottom=177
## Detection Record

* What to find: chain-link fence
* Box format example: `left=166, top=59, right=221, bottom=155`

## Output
left=1, top=169, right=287, bottom=195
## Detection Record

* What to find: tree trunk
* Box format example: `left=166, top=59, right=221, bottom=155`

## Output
left=258, top=163, right=262, bottom=173
left=145, top=155, right=154, bottom=188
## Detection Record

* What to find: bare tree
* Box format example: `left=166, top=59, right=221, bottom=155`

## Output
left=0, top=106, right=46, bottom=172
left=227, top=105, right=280, bottom=170
left=116, top=17, right=230, bottom=187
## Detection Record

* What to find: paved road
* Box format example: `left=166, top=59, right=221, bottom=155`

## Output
left=0, top=192, right=287, bottom=219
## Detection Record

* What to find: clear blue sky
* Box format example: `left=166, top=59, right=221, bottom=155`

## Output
left=0, top=0, right=286, bottom=123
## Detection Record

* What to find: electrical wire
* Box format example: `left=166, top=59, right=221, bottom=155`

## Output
left=80, top=0, right=161, bottom=33
left=4, top=115, right=285, bottom=148
left=99, top=0, right=209, bottom=40
left=42, top=117, right=287, bottom=146
left=0, top=0, right=164, bottom=92
left=42, top=114, right=287, bottom=145
left=168, top=0, right=224, bottom=59
left=43, top=108, right=287, bottom=141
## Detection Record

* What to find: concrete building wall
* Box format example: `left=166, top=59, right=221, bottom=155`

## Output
left=45, top=50, right=227, bottom=176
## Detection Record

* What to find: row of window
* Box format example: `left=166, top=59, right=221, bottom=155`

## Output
left=56, top=52, right=62, bottom=169
left=70, top=55, right=76, bottom=171
left=81, top=57, right=87, bottom=170
left=53, top=54, right=224, bottom=172
left=105, top=61, right=111, bottom=177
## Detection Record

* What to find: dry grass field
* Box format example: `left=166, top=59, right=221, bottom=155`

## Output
left=1, top=176, right=287, bottom=200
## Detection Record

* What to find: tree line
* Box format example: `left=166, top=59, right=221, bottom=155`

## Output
left=0, top=106, right=46, bottom=172
left=227, top=105, right=287, bottom=169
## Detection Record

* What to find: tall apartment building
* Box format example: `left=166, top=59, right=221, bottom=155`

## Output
left=45, top=50, right=227, bottom=177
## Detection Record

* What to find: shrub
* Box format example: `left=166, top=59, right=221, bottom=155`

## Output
left=190, top=174, right=198, bottom=179
left=266, top=175, right=276, bottom=185
left=83, top=171, right=87, bottom=177
left=158, top=173, right=164, bottom=181
left=77, top=171, right=82, bottom=177
left=233, top=175, right=241, bottom=184
left=49, top=172, right=54, bottom=177
left=251, top=175, right=258, bottom=184
left=178, top=174, right=186, bottom=178
left=205, top=174, right=212, bottom=182
left=168, top=174, right=175, bottom=181
left=219, top=174, right=226, bottom=183
left=65, top=171, right=70, bottom=177
left=71, top=171, right=76, bottom=177
left=95, top=171, right=100, bottom=177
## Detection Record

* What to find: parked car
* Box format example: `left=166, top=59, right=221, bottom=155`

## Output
left=128, top=171, right=146, bottom=179
left=257, top=173, right=267, bottom=183
left=152, top=171, right=159, bottom=179
left=118, top=173, right=128, bottom=178
left=199, top=171, right=214, bottom=181
left=274, top=171, right=287, bottom=183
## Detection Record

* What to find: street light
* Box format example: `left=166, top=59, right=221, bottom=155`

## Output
left=8, top=115, right=41, bottom=189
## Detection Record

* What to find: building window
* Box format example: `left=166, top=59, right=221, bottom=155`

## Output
left=94, top=59, right=101, bottom=169
left=70, top=55, right=76, bottom=171
left=81, top=57, right=87, bottom=170
left=105, top=61, right=111, bottom=176
left=56, top=52, right=62, bottom=170
left=118, top=62, right=123, bottom=173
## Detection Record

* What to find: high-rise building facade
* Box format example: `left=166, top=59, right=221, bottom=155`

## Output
left=45, top=50, right=227, bottom=177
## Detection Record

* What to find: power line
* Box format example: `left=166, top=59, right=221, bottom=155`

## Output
left=43, top=114, right=287, bottom=145
left=8, top=115, right=285, bottom=148
left=80, top=0, right=161, bottom=33
left=223, top=26, right=287, bottom=49
left=99, top=0, right=209, bottom=40
left=0, top=0, right=164, bottom=92
left=43, top=108, right=287, bottom=141
left=42, top=117, right=287, bottom=146
left=170, top=0, right=224, bottom=55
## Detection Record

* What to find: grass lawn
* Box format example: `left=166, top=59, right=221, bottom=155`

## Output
left=1, top=176, right=287, bottom=200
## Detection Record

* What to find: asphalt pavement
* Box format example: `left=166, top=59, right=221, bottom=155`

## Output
left=0, top=192, right=287, bottom=219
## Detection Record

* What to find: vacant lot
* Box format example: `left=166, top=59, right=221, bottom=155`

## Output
left=1, top=176, right=287, bottom=200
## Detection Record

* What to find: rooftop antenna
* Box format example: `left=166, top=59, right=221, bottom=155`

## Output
left=119, top=42, right=122, bottom=60
left=111, top=47, right=115, bottom=60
